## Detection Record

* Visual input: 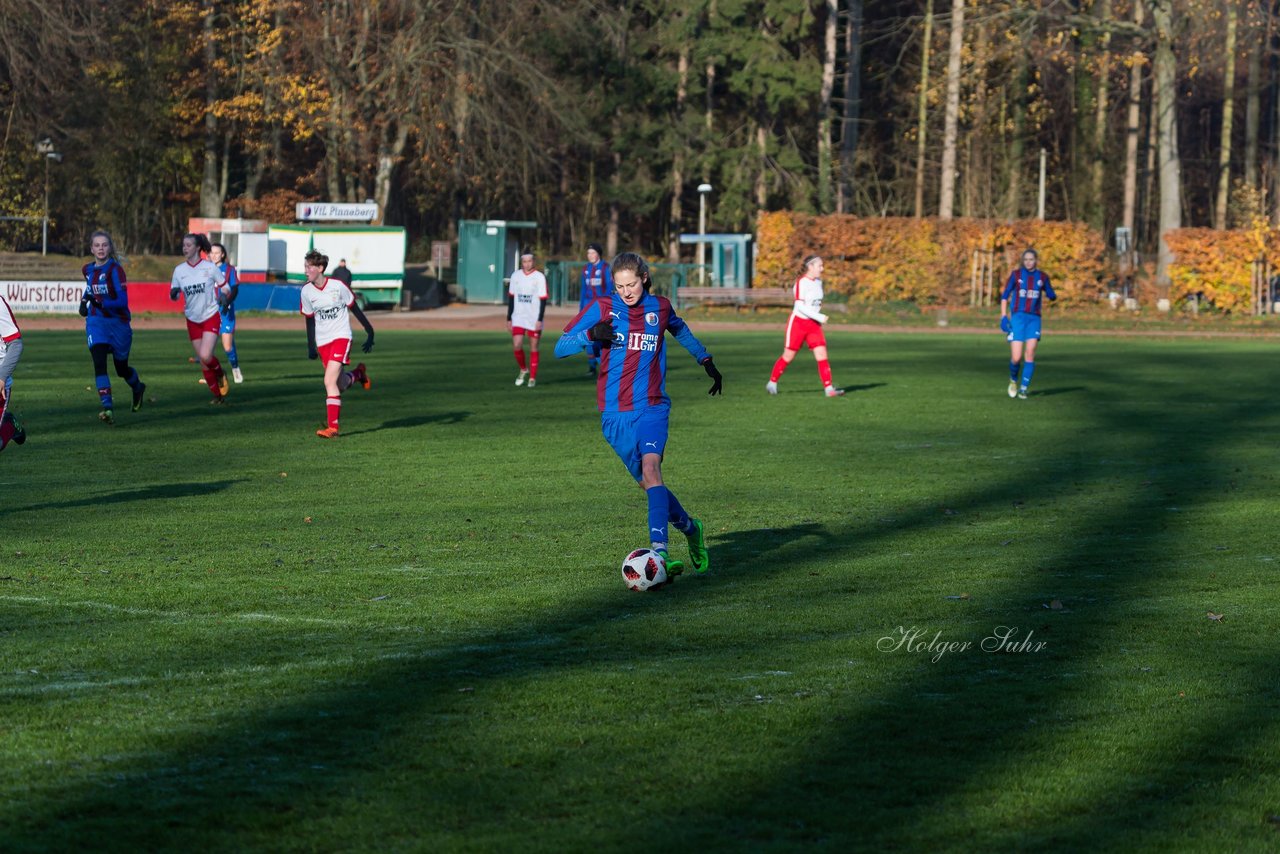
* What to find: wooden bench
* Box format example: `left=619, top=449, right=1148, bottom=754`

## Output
left=677, top=287, right=793, bottom=311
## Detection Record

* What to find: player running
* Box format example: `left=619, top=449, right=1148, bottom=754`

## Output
left=578, top=242, right=613, bottom=376
left=300, top=248, right=374, bottom=438
left=170, top=233, right=232, bottom=404
left=555, top=251, right=723, bottom=579
left=508, top=248, right=548, bottom=388
left=0, top=293, right=26, bottom=452
left=766, top=254, right=844, bottom=397
left=81, top=230, right=147, bottom=424
left=999, top=248, right=1057, bottom=399
left=209, top=242, right=243, bottom=383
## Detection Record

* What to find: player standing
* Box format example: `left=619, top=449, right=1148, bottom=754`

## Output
left=209, top=242, right=243, bottom=383
left=299, top=249, right=374, bottom=438
left=555, top=251, right=723, bottom=578
left=999, top=248, right=1057, bottom=399
left=507, top=248, right=547, bottom=388
left=170, top=233, right=232, bottom=404
left=0, top=293, right=26, bottom=452
left=82, top=230, right=147, bottom=423
left=766, top=255, right=844, bottom=397
left=578, top=242, right=613, bottom=376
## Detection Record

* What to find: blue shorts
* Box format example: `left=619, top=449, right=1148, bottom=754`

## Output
left=1008, top=313, right=1042, bottom=343
left=219, top=308, right=236, bottom=335
left=601, top=404, right=670, bottom=481
left=86, top=319, right=133, bottom=359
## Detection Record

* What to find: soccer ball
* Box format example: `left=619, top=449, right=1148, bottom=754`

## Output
left=621, top=548, right=667, bottom=591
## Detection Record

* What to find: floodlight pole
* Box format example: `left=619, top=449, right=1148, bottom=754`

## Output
left=697, top=183, right=713, bottom=286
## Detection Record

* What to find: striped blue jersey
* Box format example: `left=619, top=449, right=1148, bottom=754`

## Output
left=556, top=292, right=710, bottom=412
left=579, top=261, right=614, bottom=309
left=1001, top=268, right=1056, bottom=316
left=81, top=260, right=131, bottom=322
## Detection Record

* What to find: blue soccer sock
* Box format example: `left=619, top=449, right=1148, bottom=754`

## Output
left=1009, top=361, right=1019, bottom=382
left=125, top=368, right=142, bottom=391
left=646, top=485, right=670, bottom=549
left=96, top=376, right=113, bottom=409
left=667, top=488, right=692, bottom=534
left=1021, top=361, right=1035, bottom=389
left=227, top=345, right=238, bottom=368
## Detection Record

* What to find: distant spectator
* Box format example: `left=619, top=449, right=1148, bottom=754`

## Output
left=332, top=258, right=353, bottom=287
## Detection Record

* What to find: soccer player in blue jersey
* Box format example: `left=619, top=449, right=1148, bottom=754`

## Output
left=209, top=243, right=243, bottom=383
left=578, top=243, right=613, bottom=376
left=1000, top=248, right=1057, bottom=399
left=555, top=251, right=723, bottom=580
left=81, top=230, right=147, bottom=424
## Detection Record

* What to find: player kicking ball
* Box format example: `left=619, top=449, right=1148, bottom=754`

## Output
left=555, top=251, right=723, bottom=578
left=300, top=249, right=374, bottom=438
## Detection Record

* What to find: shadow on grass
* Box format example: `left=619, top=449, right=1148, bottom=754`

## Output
left=7, top=347, right=1280, bottom=849
left=1, top=480, right=243, bottom=517
left=1030, top=385, right=1088, bottom=397
left=340, top=411, right=472, bottom=436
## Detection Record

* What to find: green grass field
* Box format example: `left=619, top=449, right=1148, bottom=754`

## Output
left=3, top=327, right=1279, bottom=851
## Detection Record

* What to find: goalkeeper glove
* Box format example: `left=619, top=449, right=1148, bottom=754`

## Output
left=588, top=320, right=615, bottom=345
left=307, top=348, right=318, bottom=360
left=702, top=357, right=723, bottom=396
left=1000, top=316, right=1012, bottom=334
left=78, top=298, right=90, bottom=318
left=362, top=334, right=374, bottom=354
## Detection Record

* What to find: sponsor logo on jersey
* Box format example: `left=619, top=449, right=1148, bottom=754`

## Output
left=645, top=311, right=658, bottom=327
left=182, top=283, right=206, bottom=297
left=317, top=306, right=344, bottom=321
left=517, top=293, right=534, bottom=304
left=627, top=331, right=659, bottom=352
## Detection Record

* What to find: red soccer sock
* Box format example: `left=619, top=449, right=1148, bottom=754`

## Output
left=529, top=352, right=540, bottom=379
left=326, top=396, right=341, bottom=430
left=0, top=418, right=12, bottom=450
left=817, top=359, right=834, bottom=387
left=770, top=358, right=789, bottom=382
left=201, top=366, right=220, bottom=395
left=514, top=349, right=527, bottom=371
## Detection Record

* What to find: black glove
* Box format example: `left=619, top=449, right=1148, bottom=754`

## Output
left=78, top=298, right=89, bottom=318
left=588, top=320, right=615, bottom=345
left=362, top=335, right=374, bottom=354
left=308, top=348, right=318, bottom=360
left=702, top=357, right=723, bottom=396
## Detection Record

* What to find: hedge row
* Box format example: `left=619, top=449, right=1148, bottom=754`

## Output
left=755, top=212, right=1108, bottom=306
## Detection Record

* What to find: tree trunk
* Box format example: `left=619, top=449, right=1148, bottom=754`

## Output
left=914, top=0, right=934, bottom=218
left=840, top=0, right=863, bottom=213
left=669, top=46, right=689, bottom=260
left=198, top=0, right=222, bottom=217
left=1151, top=0, right=1181, bottom=294
left=1214, top=3, right=1237, bottom=229
left=608, top=113, right=620, bottom=258
left=756, top=120, right=768, bottom=209
left=938, top=0, right=964, bottom=220
left=1245, top=15, right=1261, bottom=192
left=1122, top=0, right=1145, bottom=238
left=1090, top=0, right=1112, bottom=230
left=704, top=0, right=716, bottom=183
left=374, top=125, right=408, bottom=225
left=818, top=0, right=837, bottom=214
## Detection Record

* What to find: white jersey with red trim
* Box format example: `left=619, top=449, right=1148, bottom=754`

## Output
left=171, top=258, right=226, bottom=323
left=791, top=274, right=828, bottom=324
left=300, top=278, right=356, bottom=346
left=508, top=269, right=547, bottom=329
left=0, top=295, right=20, bottom=342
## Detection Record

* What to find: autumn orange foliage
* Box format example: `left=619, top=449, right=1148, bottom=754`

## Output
left=1164, top=222, right=1271, bottom=313
left=756, top=212, right=1107, bottom=306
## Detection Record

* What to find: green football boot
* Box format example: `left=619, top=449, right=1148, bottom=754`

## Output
left=656, top=549, right=684, bottom=578
left=685, top=518, right=710, bottom=574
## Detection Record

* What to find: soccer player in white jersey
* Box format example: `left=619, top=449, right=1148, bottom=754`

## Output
left=299, top=249, right=375, bottom=438
left=506, top=248, right=548, bottom=388
left=0, top=293, right=27, bottom=452
left=170, top=233, right=232, bottom=403
left=765, top=254, right=844, bottom=397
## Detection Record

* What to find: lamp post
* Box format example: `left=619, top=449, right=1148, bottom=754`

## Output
left=36, top=138, right=62, bottom=256
left=697, top=183, right=713, bottom=285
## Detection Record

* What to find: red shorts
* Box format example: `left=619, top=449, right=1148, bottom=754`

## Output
left=512, top=326, right=541, bottom=339
left=186, top=314, right=220, bottom=340
left=784, top=315, right=826, bottom=351
left=318, top=338, right=351, bottom=366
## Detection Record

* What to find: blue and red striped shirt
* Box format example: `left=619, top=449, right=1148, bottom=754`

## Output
left=579, top=261, right=613, bottom=309
left=82, top=260, right=132, bottom=322
left=1001, top=268, right=1056, bottom=316
left=556, top=291, right=710, bottom=412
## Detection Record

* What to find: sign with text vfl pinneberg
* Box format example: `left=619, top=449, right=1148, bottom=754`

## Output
left=295, top=201, right=379, bottom=222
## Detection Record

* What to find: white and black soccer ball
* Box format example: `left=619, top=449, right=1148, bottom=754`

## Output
left=621, top=548, right=667, bottom=591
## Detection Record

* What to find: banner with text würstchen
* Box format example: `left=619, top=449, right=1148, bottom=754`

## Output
left=3, top=281, right=84, bottom=313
